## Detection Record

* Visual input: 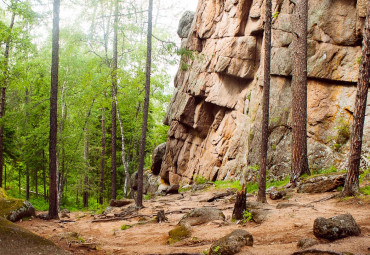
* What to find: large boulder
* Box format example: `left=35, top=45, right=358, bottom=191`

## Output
left=0, top=217, right=69, bottom=254
left=313, top=214, right=361, bottom=240
left=177, top=11, right=195, bottom=38
left=297, top=173, right=345, bottom=193
left=0, top=188, right=36, bottom=222
left=130, top=170, right=160, bottom=195
left=246, top=201, right=274, bottom=224
left=209, top=229, right=253, bottom=255
left=151, top=142, right=166, bottom=175
left=178, top=207, right=225, bottom=226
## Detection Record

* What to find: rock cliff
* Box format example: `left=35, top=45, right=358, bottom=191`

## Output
left=159, top=0, right=369, bottom=185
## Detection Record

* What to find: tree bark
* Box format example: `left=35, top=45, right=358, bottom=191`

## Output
left=114, top=96, right=130, bottom=197
left=136, top=0, right=153, bottom=208
left=99, top=107, right=106, bottom=205
left=49, top=0, right=60, bottom=219
left=290, top=0, right=310, bottom=186
left=83, top=128, right=89, bottom=208
left=232, top=185, right=247, bottom=220
left=111, top=0, right=119, bottom=200
left=257, top=0, right=272, bottom=204
left=343, top=4, right=370, bottom=196
left=0, top=11, right=15, bottom=188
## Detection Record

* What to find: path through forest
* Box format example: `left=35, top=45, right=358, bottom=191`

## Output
left=17, top=188, right=370, bottom=255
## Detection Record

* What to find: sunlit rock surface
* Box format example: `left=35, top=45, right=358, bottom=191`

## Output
left=159, top=0, right=369, bottom=185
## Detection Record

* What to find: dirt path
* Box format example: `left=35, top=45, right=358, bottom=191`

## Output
left=17, top=188, right=370, bottom=255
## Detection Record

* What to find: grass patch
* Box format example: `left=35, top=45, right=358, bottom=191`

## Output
left=121, top=224, right=131, bottom=231
left=194, top=175, right=208, bottom=185
left=267, top=177, right=290, bottom=189
left=144, top=193, right=152, bottom=200
left=360, top=185, right=370, bottom=196
left=213, top=180, right=242, bottom=191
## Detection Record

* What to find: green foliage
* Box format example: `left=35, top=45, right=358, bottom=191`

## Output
left=329, top=119, right=351, bottom=151
left=360, top=186, right=370, bottom=195
left=144, top=193, right=152, bottom=200
left=266, top=177, right=290, bottom=189
left=242, top=210, right=253, bottom=223
left=121, top=224, right=131, bottom=231
left=213, top=246, right=220, bottom=253
left=273, top=12, right=280, bottom=18
left=356, top=56, right=361, bottom=65
left=213, top=180, right=242, bottom=191
left=194, top=175, right=208, bottom=185
left=311, top=165, right=339, bottom=175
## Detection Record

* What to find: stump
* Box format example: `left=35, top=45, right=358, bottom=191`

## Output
left=232, top=184, right=247, bottom=220
left=156, top=210, right=168, bottom=223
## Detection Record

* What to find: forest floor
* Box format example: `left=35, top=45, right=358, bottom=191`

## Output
left=17, top=187, right=370, bottom=255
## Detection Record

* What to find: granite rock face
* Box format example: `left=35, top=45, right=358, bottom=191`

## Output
left=159, top=0, right=369, bottom=185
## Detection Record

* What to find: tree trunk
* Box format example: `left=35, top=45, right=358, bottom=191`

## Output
left=114, top=96, right=129, bottom=197
left=257, top=0, right=272, bottom=204
left=290, top=0, right=310, bottom=186
left=99, top=107, right=106, bottom=205
left=111, top=0, right=119, bottom=200
left=43, top=150, right=47, bottom=201
left=83, top=128, right=89, bottom=208
left=48, top=0, right=60, bottom=219
left=343, top=4, right=370, bottom=196
left=0, top=12, right=15, bottom=188
left=136, top=0, right=153, bottom=208
left=26, top=88, right=30, bottom=200
left=232, top=185, right=247, bottom=220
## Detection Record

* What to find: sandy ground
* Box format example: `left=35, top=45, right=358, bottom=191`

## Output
left=17, top=188, right=370, bottom=255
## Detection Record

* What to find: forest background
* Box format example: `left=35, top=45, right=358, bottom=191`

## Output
left=0, top=0, right=197, bottom=211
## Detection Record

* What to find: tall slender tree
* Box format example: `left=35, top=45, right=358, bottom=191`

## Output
left=342, top=3, right=370, bottom=196
left=290, top=0, right=310, bottom=186
left=99, top=107, right=106, bottom=204
left=48, top=0, right=61, bottom=219
left=111, top=0, right=119, bottom=200
left=0, top=10, right=15, bottom=188
left=136, top=0, right=153, bottom=208
left=257, top=0, right=272, bottom=203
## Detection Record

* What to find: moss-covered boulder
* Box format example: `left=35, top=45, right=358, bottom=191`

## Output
left=168, top=224, right=191, bottom=244
left=0, top=217, right=69, bottom=254
left=0, top=188, right=35, bottom=222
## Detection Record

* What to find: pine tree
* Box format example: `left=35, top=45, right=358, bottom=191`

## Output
left=342, top=3, right=370, bottom=196
left=136, top=0, right=153, bottom=208
left=48, top=0, right=61, bottom=219
left=290, top=0, right=310, bottom=187
left=257, top=0, right=272, bottom=203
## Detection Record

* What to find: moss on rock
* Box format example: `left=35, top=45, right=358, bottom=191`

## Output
left=0, top=188, right=35, bottom=222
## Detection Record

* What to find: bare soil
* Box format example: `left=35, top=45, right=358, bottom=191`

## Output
left=17, top=188, right=370, bottom=255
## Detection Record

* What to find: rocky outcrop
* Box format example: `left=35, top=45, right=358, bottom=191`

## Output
left=160, top=0, right=369, bottom=185
left=151, top=143, right=166, bottom=175
left=313, top=214, right=361, bottom=240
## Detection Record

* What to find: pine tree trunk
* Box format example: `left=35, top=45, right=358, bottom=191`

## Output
left=43, top=150, right=47, bottom=200
left=111, top=0, right=119, bottom=200
left=257, top=0, right=272, bottom=204
left=290, top=0, right=310, bottom=186
left=0, top=12, right=15, bottom=188
left=48, top=0, right=60, bottom=219
left=136, top=0, right=153, bottom=208
left=343, top=4, right=370, bottom=196
left=26, top=88, right=30, bottom=200
left=232, top=185, right=247, bottom=220
left=83, top=128, right=89, bottom=207
left=99, top=107, right=106, bottom=205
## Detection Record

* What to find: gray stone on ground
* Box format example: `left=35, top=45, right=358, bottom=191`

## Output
left=313, top=214, right=361, bottom=240
left=178, top=207, right=225, bottom=226
left=297, top=174, right=345, bottom=193
left=297, top=238, right=319, bottom=249
left=7, top=200, right=36, bottom=222
left=177, top=11, right=195, bottom=38
left=209, top=229, right=253, bottom=255
left=246, top=201, right=273, bottom=224
left=267, top=186, right=287, bottom=200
